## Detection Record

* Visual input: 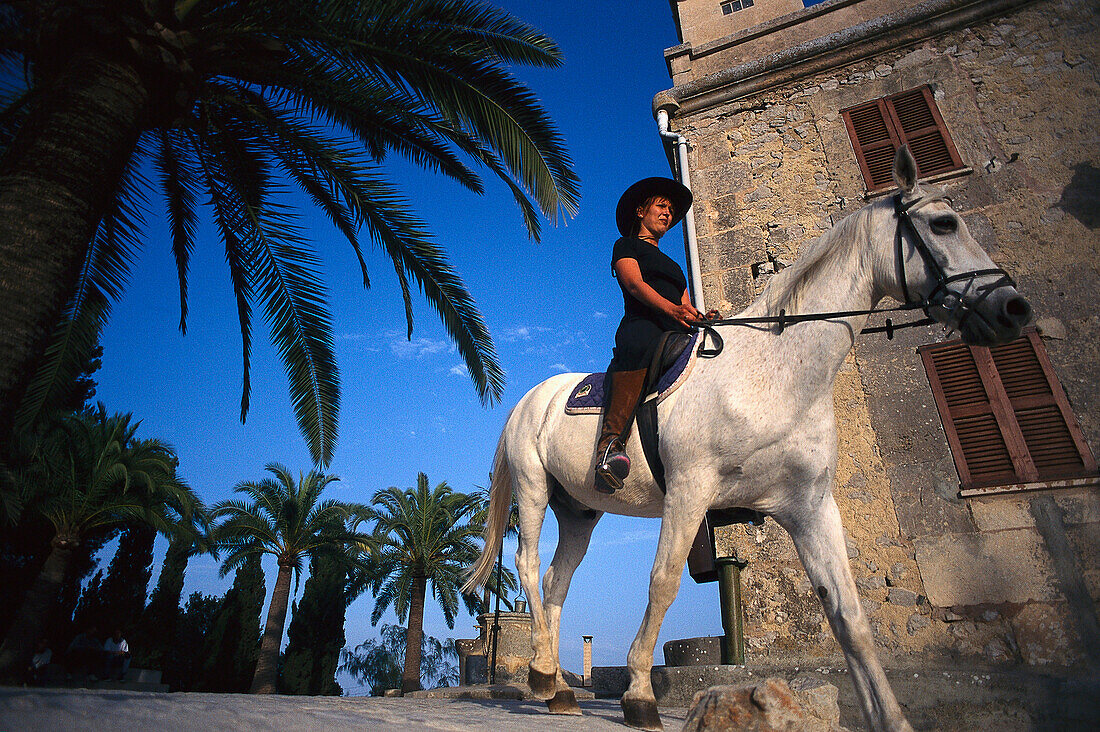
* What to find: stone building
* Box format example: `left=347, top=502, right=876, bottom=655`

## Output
left=657, top=0, right=1099, bottom=667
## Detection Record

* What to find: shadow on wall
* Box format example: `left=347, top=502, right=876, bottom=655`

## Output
left=1057, top=162, right=1100, bottom=230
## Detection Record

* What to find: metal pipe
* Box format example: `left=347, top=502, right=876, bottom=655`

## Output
left=716, top=557, right=746, bottom=665
left=656, top=108, right=705, bottom=312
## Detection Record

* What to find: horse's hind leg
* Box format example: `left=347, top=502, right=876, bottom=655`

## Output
left=776, top=488, right=914, bottom=732
left=511, top=465, right=560, bottom=700
left=541, top=493, right=602, bottom=714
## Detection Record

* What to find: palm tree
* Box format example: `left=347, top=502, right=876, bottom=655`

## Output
left=0, top=404, right=203, bottom=680
left=0, top=0, right=580, bottom=465
left=209, top=463, right=373, bottom=694
left=362, top=473, right=487, bottom=693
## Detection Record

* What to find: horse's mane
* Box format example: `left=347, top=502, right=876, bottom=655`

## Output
left=759, top=204, right=875, bottom=316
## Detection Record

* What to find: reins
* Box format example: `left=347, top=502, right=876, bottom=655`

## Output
left=691, top=190, right=1015, bottom=359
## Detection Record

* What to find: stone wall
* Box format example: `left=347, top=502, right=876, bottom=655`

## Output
left=668, top=0, right=1100, bottom=666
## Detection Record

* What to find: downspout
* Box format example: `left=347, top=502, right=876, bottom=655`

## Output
left=655, top=103, right=705, bottom=312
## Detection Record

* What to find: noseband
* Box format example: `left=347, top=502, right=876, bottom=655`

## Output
left=893, top=192, right=1015, bottom=331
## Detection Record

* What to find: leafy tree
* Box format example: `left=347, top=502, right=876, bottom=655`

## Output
left=0, top=0, right=580, bottom=466
left=210, top=463, right=371, bottom=693
left=0, top=405, right=202, bottom=681
left=164, top=591, right=220, bottom=691
left=362, top=473, right=484, bottom=693
left=341, top=623, right=458, bottom=695
left=197, top=553, right=265, bottom=692
left=281, top=552, right=348, bottom=696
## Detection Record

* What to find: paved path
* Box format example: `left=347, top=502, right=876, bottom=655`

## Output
left=1, top=688, right=690, bottom=731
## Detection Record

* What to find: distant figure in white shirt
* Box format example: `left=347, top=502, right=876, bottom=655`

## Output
left=103, top=629, right=130, bottom=681
left=26, top=638, right=52, bottom=685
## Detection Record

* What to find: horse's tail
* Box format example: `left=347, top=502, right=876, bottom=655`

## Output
left=463, top=431, right=514, bottom=594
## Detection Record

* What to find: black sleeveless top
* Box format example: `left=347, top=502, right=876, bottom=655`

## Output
left=611, top=236, right=687, bottom=332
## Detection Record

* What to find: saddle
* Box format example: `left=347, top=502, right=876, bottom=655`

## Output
left=564, top=331, right=699, bottom=415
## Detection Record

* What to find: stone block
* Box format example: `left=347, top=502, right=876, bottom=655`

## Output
left=914, top=529, right=1060, bottom=607
left=663, top=637, right=722, bottom=667
left=1010, top=602, right=1086, bottom=666
left=1056, top=491, right=1100, bottom=526
left=887, top=587, right=922, bottom=606
left=682, top=677, right=849, bottom=732
left=968, top=498, right=1036, bottom=532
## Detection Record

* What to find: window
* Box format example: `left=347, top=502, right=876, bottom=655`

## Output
left=842, top=86, right=965, bottom=192
left=919, top=329, right=1098, bottom=497
left=720, top=0, right=754, bottom=15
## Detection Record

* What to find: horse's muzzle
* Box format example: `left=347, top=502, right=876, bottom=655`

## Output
left=958, top=289, right=1032, bottom=345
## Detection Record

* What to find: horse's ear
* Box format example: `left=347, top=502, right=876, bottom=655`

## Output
left=892, top=145, right=919, bottom=193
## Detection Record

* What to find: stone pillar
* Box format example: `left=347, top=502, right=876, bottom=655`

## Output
left=582, top=635, right=593, bottom=686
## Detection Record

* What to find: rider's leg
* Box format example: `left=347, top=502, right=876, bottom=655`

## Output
left=595, top=368, right=647, bottom=492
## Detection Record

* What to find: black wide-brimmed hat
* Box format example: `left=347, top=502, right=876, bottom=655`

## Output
left=615, top=177, right=692, bottom=237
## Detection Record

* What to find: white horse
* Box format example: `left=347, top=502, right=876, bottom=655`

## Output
left=464, top=147, right=1030, bottom=731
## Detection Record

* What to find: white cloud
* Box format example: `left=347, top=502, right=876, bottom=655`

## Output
left=449, top=363, right=468, bottom=376
left=594, top=528, right=660, bottom=548
left=388, top=333, right=454, bottom=358
left=593, top=311, right=607, bottom=319
left=549, top=363, right=571, bottom=373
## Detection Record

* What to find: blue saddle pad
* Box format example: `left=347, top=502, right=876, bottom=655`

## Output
left=565, top=331, right=699, bottom=413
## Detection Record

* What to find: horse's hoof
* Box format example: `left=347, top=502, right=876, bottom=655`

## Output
left=546, top=688, right=582, bottom=715
left=527, top=667, right=557, bottom=700
left=622, top=697, right=663, bottom=731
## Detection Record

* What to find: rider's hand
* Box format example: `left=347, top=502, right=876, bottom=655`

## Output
left=704, top=309, right=720, bottom=321
left=669, top=303, right=703, bottom=328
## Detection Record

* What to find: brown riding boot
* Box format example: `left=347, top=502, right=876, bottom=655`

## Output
left=594, top=368, right=648, bottom=493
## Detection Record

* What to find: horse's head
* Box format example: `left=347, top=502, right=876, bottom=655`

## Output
left=885, top=146, right=1031, bottom=345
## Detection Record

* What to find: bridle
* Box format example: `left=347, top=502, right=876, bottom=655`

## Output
left=693, top=189, right=1018, bottom=356
left=892, top=191, right=1015, bottom=333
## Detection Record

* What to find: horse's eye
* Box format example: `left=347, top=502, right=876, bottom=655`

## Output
left=930, top=216, right=957, bottom=235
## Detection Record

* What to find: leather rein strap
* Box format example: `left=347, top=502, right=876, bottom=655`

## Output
left=694, top=191, right=1016, bottom=358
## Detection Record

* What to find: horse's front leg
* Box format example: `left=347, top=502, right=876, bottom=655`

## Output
left=622, top=491, right=708, bottom=731
left=775, top=482, right=914, bottom=732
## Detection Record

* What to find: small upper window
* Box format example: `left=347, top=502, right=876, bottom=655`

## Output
left=841, top=86, right=965, bottom=192
left=721, top=0, right=754, bottom=15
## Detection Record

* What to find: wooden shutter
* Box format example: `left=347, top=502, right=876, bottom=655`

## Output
left=919, top=330, right=1098, bottom=494
left=842, top=86, right=964, bottom=192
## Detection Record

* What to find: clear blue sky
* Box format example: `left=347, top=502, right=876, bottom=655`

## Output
left=91, top=0, right=802, bottom=691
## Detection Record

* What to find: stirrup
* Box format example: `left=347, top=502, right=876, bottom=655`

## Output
left=595, top=439, right=630, bottom=494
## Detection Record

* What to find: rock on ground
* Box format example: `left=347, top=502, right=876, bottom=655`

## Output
left=681, top=677, right=850, bottom=732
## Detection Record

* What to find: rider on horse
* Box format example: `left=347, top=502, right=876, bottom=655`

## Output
left=595, top=178, right=712, bottom=493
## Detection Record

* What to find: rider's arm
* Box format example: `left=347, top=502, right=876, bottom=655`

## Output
left=614, top=258, right=701, bottom=328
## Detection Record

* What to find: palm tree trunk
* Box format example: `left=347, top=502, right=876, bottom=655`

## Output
left=0, top=535, right=75, bottom=680
left=401, top=574, right=427, bottom=694
left=250, top=562, right=293, bottom=694
left=0, top=52, right=147, bottom=437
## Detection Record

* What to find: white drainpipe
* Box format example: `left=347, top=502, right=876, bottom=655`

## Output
left=656, top=108, right=705, bottom=312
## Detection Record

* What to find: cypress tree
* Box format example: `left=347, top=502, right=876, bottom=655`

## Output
left=164, top=592, right=220, bottom=691
left=71, top=525, right=156, bottom=634
left=72, top=569, right=106, bottom=632
left=131, top=536, right=191, bottom=669
left=281, top=553, right=347, bottom=695
left=198, top=554, right=264, bottom=692
left=96, top=524, right=156, bottom=632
